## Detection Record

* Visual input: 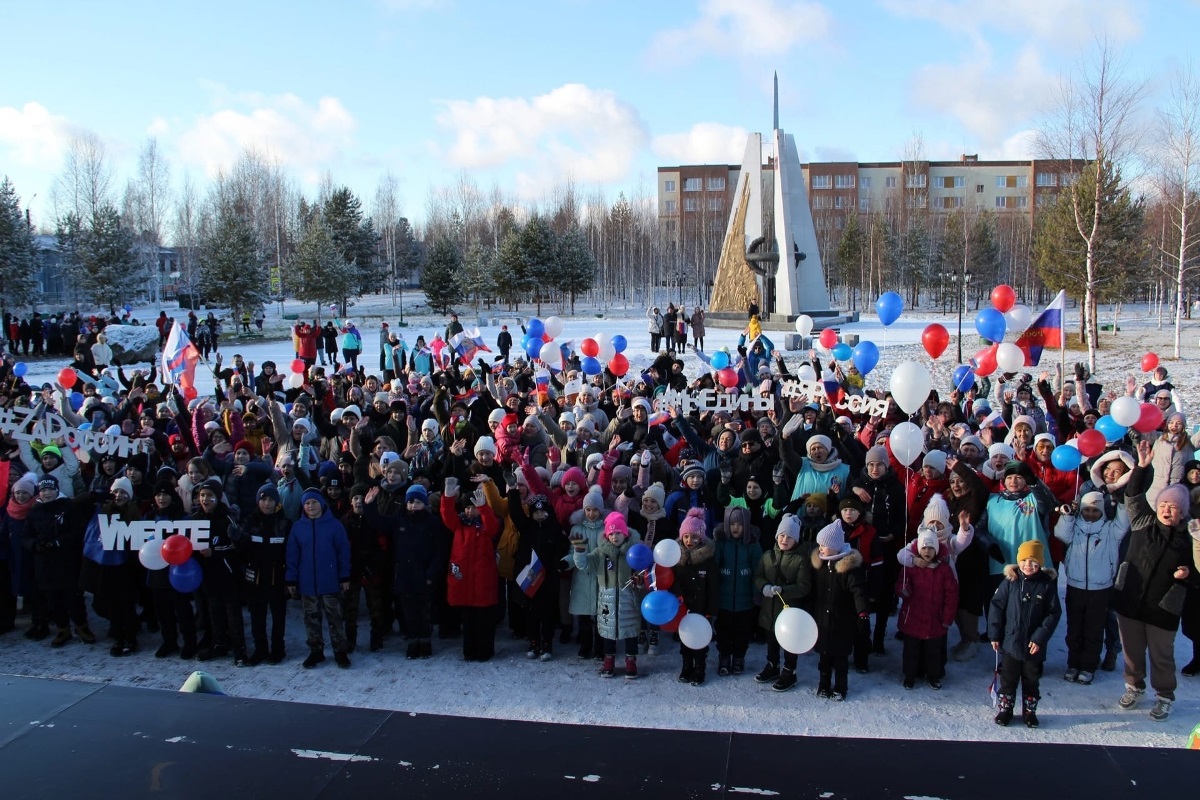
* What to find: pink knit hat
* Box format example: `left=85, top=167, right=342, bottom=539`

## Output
left=679, top=507, right=707, bottom=539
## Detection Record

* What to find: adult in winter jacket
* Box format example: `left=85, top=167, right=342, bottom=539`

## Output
left=380, top=483, right=445, bottom=659
left=25, top=475, right=94, bottom=646
left=287, top=488, right=352, bottom=668
left=440, top=478, right=500, bottom=662
left=984, top=460, right=1055, bottom=585
left=646, top=307, right=665, bottom=352
left=752, top=514, right=814, bottom=692
left=340, top=321, right=363, bottom=370
left=1147, top=412, right=1195, bottom=504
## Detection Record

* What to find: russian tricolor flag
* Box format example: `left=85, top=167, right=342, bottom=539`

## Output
left=517, top=551, right=545, bottom=597
left=161, top=321, right=200, bottom=397
left=1014, top=290, right=1065, bottom=367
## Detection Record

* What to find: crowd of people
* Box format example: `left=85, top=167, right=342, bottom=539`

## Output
left=1, top=306, right=1199, bottom=733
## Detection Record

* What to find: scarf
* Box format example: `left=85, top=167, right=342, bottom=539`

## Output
left=807, top=455, right=844, bottom=473
left=820, top=544, right=851, bottom=562
left=6, top=495, right=34, bottom=521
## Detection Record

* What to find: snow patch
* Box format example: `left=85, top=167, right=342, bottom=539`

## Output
left=730, top=789, right=779, bottom=796
left=164, top=735, right=189, bottom=743
left=581, top=774, right=600, bottom=782
left=291, top=748, right=377, bottom=763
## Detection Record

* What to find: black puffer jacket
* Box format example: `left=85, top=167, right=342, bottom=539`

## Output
left=810, top=547, right=868, bottom=657
left=240, top=509, right=290, bottom=588
left=987, top=564, right=1061, bottom=662
left=673, top=540, right=719, bottom=618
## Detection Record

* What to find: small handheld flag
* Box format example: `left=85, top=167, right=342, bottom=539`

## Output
left=517, top=551, right=545, bottom=598
left=1014, top=290, right=1065, bottom=367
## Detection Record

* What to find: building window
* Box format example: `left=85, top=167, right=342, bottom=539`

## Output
left=834, top=196, right=847, bottom=209
left=835, top=217, right=845, bottom=230
left=812, top=195, right=833, bottom=209
left=664, top=180, right=676, bottom=192
left=905, top=174, right=927, bottom=189
left=706, top=176, right=725, bottom=191
left=976, top=184, right=985, bottom=193
left=663, top=200, right=677, bottom=213
left=906, top=195, right=928, bottom=209
left=683, top=198, right=698, bottom=211
left=938, top=176, right=964, bottom=189
left=834, top=174, right=856, bottom=189
left=1060, top=172, right=1078, bottom=186
left=885, top=176, right=897, bottom=188
left=938, top=196, right=963, bottom=209
left=859, top=197, right=870, bottom=212
left=861, top=176, right=872, bottom=189
left=683, top=178, right=702, bottom=192
left=665, top=220, right=676, bottom=234
left=1035, top=173, right=1057, bottom=187
left=706, top=198, right=723, bottom=212
left=1036, top=194, right=1054, bottom=208
left=996, top=175, right=1028, bottom=188
left=994, top=196, right=1029, bottom=209
left=812, top=175, right=833, bottom=189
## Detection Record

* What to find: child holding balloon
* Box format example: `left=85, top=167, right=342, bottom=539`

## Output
left=753, top=514, right=813, bottom=692
left=672, top=508, right=718, bottom=685
left=572, top=512, right=642, bottom=678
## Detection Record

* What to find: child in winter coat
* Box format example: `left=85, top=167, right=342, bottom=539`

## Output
left=988, top=539, right=1062, bottom=728
left=1053, top=491, right=1129, bottom=685
left=811, top=521, right=869, bottom=700
left=714, top=506, right=763, bottom=676
left=572, top=512, right=642, bottom=679
left=753, top=514, right=813, bottom=692
left=672, top=509, right=718, bottom=686
left=896, top=528, right=959, bottom=690
left=286, top=488, right=353, bottom=669
left=341, top=484, right=391, bottom=654
left=240, top=483, right=290, bottom=665
left=567, top=488, right=607, bottom=658
left=440, top=478, right=501, bottom=662
left=837, top=495, right=879, bottom=674
left=387, top=483, right=445, bottom=660
left=797, top=493, right=829, bottom=544
left=509, top=492, right=569, bottom=660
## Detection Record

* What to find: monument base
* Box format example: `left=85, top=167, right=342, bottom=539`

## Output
left=704, top=310, right=860, bottom=333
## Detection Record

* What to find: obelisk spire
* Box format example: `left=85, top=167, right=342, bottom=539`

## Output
left=773, top=71, right=779, bottom=131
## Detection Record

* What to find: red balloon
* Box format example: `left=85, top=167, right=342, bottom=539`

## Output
left=290, top=358, right=306, bottom=374
left=990, top=284, right=1016, bottom=313
left=608, top=353, right=629, bottom=377
left=57, top=368, right=76, bottom=388
left=1141, top=352, right=1159, bottom=372
left=161, top=535, right=194, bottom=566
left=183, top=386, right=198, bottom=401
left=1133, top=402, right=1163, bottom=433
left=818, top=328, right=838, bottom=350
left=580, top=338, right=599, bottom=358
left=1076, top=429, right=1107, bottom=458
left=654, top=565, right=675, bottom=591
left=660, top=598, right=687, bottom=633
left=717, top=368, right=739, bottom=388
left=971, top=344, right=999, bottom=377
left=542, top=333, right=552, bottom=343
left=921, top=324, right=949, bottom=359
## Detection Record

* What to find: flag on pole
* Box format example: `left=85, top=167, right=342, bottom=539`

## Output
left=162, top=321, right=201, bottom=398
left=1014, top=290, right=1065, bottom=367
left=516, top=551, right=545, bottom=598
left=989, top=649, right=1001, bottom=708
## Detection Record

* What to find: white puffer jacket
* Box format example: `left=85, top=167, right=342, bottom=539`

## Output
left=1053, top=505, right=1129, bottom=591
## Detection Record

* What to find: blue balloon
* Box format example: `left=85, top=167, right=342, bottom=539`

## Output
left=1095, top=414, right=1128, bottom=443
left=1050, top=444, right=1083, bottom=472
left=952, top=365, right=976, bottom=392
left=527, top=318, right=545, bottom=339
left=581, top=356, right=602, bottom=375
left=710, top=350, right=730, bottom=370
left=123, top=304, right=132, bottom=313
left=78, top=422, right=92, bottom=431
left=974, top=308, right=1007, bottom=342
left=285, top=403, right=294, bottom=414
left=12, top=362, right=27, bottom=377
left=525, top=338, right=543, bottom=359
left=168, top=560, right=203, bottom=593
left=611, top=334, right=627, bottom=354
left=831, top=343, right=852, bottom=361
left=641, top=590, right=681, bottom=626
left=626, top=542, right=653, bottom=572
left=69, top=391, right=84, bottom=411
left=851, top=341, right=879, bottom=374
left=876, top=291, right=904, bottom=326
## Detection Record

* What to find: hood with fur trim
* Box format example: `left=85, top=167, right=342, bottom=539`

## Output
left=810, top=547, right=863, bottom=573
left=1088, top=450, right=1135, bottom=492
left=678, top=538, right=716, bottom=566
left=1002, top=563, right=1058, bottom=582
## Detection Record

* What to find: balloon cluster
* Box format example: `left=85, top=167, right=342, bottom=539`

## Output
left=627, top=538, right=714, bottom=649
left=577, top=324, right=629, bottom=377
left=139, top=535, right=202, bottom=593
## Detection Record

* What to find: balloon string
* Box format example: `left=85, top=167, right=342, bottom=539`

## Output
left=773, top=589, right=790, bottom=609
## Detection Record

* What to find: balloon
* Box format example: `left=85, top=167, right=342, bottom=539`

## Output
left=831, top=343, right=852, bottom=361
left=610, top=334, right=627, bottom=354
left=287, top=373, right=304, bottom=389
left=952, top=365, right=976, bottom=392
left=581, top=356, right=602, bottom=375
left=889, top=421, right=925, bottom=466
left=580, top=338, right=599, bottom=358
left=974, top=308, right=1007, bottom=342
left=12, top=362, right=27, bottom=377
left=921, top=324, right=949, bottom=359
left=817, top=329, right=837, bottom=350
left=525, top=338, right=543, bottom=359
left=1076, top=429, right=1107, bottom=458
left=1004, top=304, right=1032, bottom=334
left=1095, top=415, right=1128, bottom=443
left=290, top=359, right=306, bottom=374
left=794, top=315, right=814, bottom=337
left=168, top=560, right=203, bottom=594
left=183, top=386, right=198, bottom=401
left=527, top=318, right=545, bottom=339
left=78, top=422, right=91, bottom=431
left=161, top=535, right=194, bottom=566
left=852, top=341, right=880, bottom=375
left=653, top=538, right=682, bottom=568
left=641, top=590, right=680, bottom=626
left=539, top=340, right=559, bottom=364
left=544, top=316, right=564, bottom=339
left=710, top=350, right=730, bottom=370
left=774, top=607, right=818, bottom=654
left=69, top=392, right=84, bottom=411
left=123, top=304, right=132, bottom=313
left=971, top=344, right=999, bottom=377
left=541, top=333, right=552, bottom=343
left=875, top=291, right=904, bottom=326
left=717, top=368, right=739, bottom=388
left=626, top=543, right=653, bottom=572
left=595, top=333, right=615, bottom=362
left=990, top=284, right=1016, bottom=313
left=995, top=342, right=1026, bottom=373
left=796, top=364, right=816, bottom=382
left=57, top=368, right=76, bottom=388
left=660, top=599, right=687, bottom=633
left=889, top=362, right=932, bottom=414
left=138, top=537, right=169, bottom=571
left=1133, top=403, right=1163, bottom=434
left=1110, top=396, right=1141, bottom=428
left=653, top=564, right=675, bottom=590
left=677, top=612, right=714, bottom=650
left=608, top=354, right=629, bottom=377
left=1141, top=353, right=1159, bottom=372
left=1050, top=445, right=1083, bottom=472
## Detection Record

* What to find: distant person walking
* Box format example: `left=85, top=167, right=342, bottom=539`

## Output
left=646, top=307, right=664, bottom=352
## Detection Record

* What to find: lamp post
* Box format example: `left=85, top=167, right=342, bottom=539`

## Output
left=952, top=270, right=972, bottom=363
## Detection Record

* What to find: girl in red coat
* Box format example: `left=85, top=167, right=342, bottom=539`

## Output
left=440, top=478, right=500, bottom=662
left=896, top=528, right=959, bottom=690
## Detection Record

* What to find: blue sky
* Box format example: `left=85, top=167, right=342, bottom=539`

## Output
left=1, top=0, right=1194, bottom=233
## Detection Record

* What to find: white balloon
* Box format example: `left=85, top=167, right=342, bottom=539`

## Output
left=595, top=332, right=616, bottom=362
left=288, top=373, right=304, bottom=389
left=795, top=314, right=814, bottom=337
left=796, top=364, right=817, bottom=382
left=139, top=537, right=169, bottom=571
left=543, top=316, right=564, bottom=339
left=1004, top=304, right=1032, bottom=334
left=889, top=361, right=932, bottom=414
left=653, top=538, right=681, bottom=568
left=889, top=421, right=925, bottom=466
left=1110, top=395, right=1141, bottom=428
left=539, top=340, right=559, bottom=364
left=678, top=613, right=713, bottom=650
left=774, top=607, right=818, bottom=654
left=995, top=342, right=1025, bottom=373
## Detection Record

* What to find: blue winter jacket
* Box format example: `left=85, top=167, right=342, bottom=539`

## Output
left=285, top=494, right=351, bottom=596
left=714, top=532, right=763, bottom=612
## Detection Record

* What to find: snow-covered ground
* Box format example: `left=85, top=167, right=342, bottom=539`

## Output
left=3, top=295, right=1199, bottom=747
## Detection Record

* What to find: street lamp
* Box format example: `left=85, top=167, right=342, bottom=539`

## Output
left=951, top=270, right=973, bottom=363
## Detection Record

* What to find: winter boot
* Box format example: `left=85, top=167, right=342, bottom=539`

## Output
left=559, top=623, right=573, bottom=645
left=526, top=640, right=540, bottom=659
left=624, top=656, right=638, bottom=680
left=1118, top=684, right=1145, bottom=710
left=419, top=640, right=433, bottom=659
left=577, top=637, right=594, bottom=659
left=817, top=672, right=832, bottom=699
left=717, top=655, right=732, bottom=676
left=872, top=620, right=887, bottom=655
left=25, top=623, right=50, bottom=641
left=731, top=656, right=745, bottom=675
left=637, top=630, right=648, bottom=655
left=75, top=624, right=97, bottom=644
left=600, top=656, right=615, bottom=678
left=831, top=672, right=848, bottom=701
left=647, top=630, right=659, bottom=656
left=1181, top=644, right=1199, bottom=676
left=50, top=626, right=72, bottom=648
left=755, top=662, right=780, bottom=683
left=994, top=694, right=1015, bottom=726
left=772, top=668, right=798, bottom=692
left=1022, top=696, right=1040, bottom=728
left=302, top=650, right=325, bottom=669
left=406, top=642, right=421, bottom=660
left=334, top=651, right=351, bottom=669
left=678, top=654, right=694, bottom=684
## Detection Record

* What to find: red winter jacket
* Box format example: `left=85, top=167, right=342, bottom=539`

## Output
left=294, top=325, right=319, bottom=361
left=1022, top=453, right=1076, bottom=504
left=895, top=549, right=959, bottom=640
left=440, top=494, right=499, bottom=607
left=905, top=472, right=949, bottom=541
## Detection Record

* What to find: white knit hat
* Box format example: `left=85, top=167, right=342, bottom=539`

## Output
left=922, top=493, right=950, bottom=528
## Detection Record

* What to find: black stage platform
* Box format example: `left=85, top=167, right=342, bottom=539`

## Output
left=0, top=674, right=1194, bottom=799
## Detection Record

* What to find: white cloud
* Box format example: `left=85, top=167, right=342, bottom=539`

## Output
left=175, top=89, right=357, bottom=181
left=878, top=0, right=1142, bottom=46
left=147, top=117, right=170, bottom=137
left=0, top=102, right=79, bottom=167
left=652, top=122, right=750, bottom=164
left=433, top=83, right=649, bottom=192
left=647, top=0, right=832, bottom=64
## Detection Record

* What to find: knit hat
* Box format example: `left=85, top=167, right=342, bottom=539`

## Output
left=379, top=451, right=401, bottom=471
left=807, top=435, right=832, bottom=454
left=865, top=445, right=889, bottom=466
left=197, top=477, right=224, bottom=498
left=612, top=464, right=633, bottom=484
left=679, top=461, right=706, bottom=484
left=473, top=436, right=497, bottom=456
left=1156, top=483, right=1190, bottom=514
left=558, top=411, right=576, bottom=428
left=488, top=408, right=507, bottom=426
left=917, top=528, right=940, bottom=552
left=723, top=505, right=749, bottom=534
left=679, top=507, right=707, bottom=539
left=501, top=413, right=519, bottom=429
left=584, top=452, right=605, bottom=473
left=815, top=521, right=845, bottom=551
left=1012, top=415, right=1036, bottom=433
left=631, top=397, right=651, bottom=415
left=110, top=477, right=134, bottom=497
left=582, top=485, right=606, bottom=511
left=300, top=487, right=326, bottom=509
left=341, top=404, right=362, bottom=420
left=838, top=495, right=863, bottom=515
left=922, top=493, right=950, bottom=528
left=959, top=434, right=984, bottom=452
left=1079, top=491, right=1104, bottom=510
left=13, top=473, right=38, bottom=496
left=1033, top=433, right=1055, bottom=449
left=406, top=484, right=429, bottom=505
left=421, top=418, right=439, bottom=433
left=36, top=475, right=59, bottom=492
left=1003, top=460, right=1033, bottom=481
left=1016, top=540, right=1044, bottom=565
left=988, top=443, right=1015, bottom=460
left=922, top=450, right=947, bottom=475
left=804, top=493, right=828, bottom=513
left=776, top=514, right=801, bottom=543
left=153, top=479, right=177, bottom=497
left=643, top=482, right=666, bottom=507
left=562, top=467, right=587, bottom=491
left=257, top=483, right=281, bottom=504
left=39, top=444, right=62, bottom=461
left=233, top=439, right=254, bottom=455
left=604, top=511, right=628, bottom=539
